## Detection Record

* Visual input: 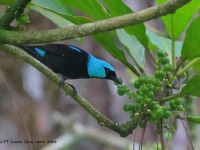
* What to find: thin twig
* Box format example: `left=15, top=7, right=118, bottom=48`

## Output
left=171, top=15, right=176, bottom=69
left=0, top=0, right=31, bottom=28
left=179, top=116, right=194, bottom=150
left=177, top=57, right=200, bottom=77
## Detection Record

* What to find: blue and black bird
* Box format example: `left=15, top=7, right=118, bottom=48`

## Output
left=20, top=44, right=121, bottom=85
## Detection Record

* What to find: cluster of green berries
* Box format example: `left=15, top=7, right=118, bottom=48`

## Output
left=117, top=50, right=184, bottom=127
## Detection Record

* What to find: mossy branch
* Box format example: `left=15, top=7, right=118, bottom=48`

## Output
left=0, top=0, right=31, bottom=28
left=0, top=44, right=139, bottom=137
left=0, top=0, right=191, bottom=44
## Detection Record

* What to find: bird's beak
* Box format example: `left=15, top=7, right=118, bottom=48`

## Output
left=110, top=76, right=122, bottom=85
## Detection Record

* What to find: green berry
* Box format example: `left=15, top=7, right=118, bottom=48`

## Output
left=146, top=91, right=154, bottom=99
left=157, top=50, right=165, bottom=58
left=135, top=95, right=143, bottom=103
left=152, top=103, right=160, bottom=110
left=144, top=98, right=151, bottom=104
left=155, top=109, right=164, bottom=117
left=117, top=87, right=126, bottom=96
left=161, top=57, right=170, bottom=65
left=16, top=13, right=30, bottom=24
left=138, top=76, right=147, bottom=84
left=123, top=103, right=133, bottom=112
left=147, top=84, right=154, bottom=91
left=136, top=89, right=143, bottom=95
left=175, top=98, right=182, bottom=106
left=140, top=85, right=149, bottom=93
left=163, top=64, right=172, bottom=72
left=154, top=70, right=165, bottom=80
left=162, top=106, right=168, bottom=112
left=134, top=80, right=141, bottom=89
left=135, top=103, right=142, bottom=110
left=147, top=77, right=155, bottom=84
left=152, top=78, right=162, bottom=86
left=150, top=113, right=158, bottom=121
left=169, top=100, right=177, bottom=110
left=149, top=101, right=157, bottom=107
left=130, top=112, right=135, bottom=119
left=177, top=105, right=184, bottom=112
left=163, top=111, right=172, bottom=119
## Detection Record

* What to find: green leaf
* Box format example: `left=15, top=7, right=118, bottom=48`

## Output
left=99, top=0, right=131, bottom=17
left=32, top=0, right=73, bottom=15
left=146, top=29, right=182, bottom=57
left=156, top=0, right=200, bottom=39
left=116, top=29, right=145, bottom=68
left=59, top=0, right=108, bottom=20
left=181, top=16, right=200, bottom=60
left=0, top=0, right=16, bottom=4
left=192, top=59, right=200, bottom=73
left=125, top=25, right=148, bottom=49
left=100, top=0, right=148, bottom=48
left=30, top=1, right=92, bottom=25
left=187, top=116, right=200, bottom=124
left=29, top=4, right=72, bottom=28
left=182, top=75, right=200, bottom=96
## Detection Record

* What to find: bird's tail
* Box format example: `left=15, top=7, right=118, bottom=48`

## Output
left=19, top=45, right=37, bottom=56
left=18, top=45, right=46, bottom=61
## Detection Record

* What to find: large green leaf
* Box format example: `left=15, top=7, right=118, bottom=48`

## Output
left=59, top=0, right=108, bottom=20
left=182, top=75, right=200, bottom=96
left=0, top=0, right=16, bottom=4
left=100, top=0, right=148, bottom=48
left=32, top=0, right=73, bottom=14
left=30, top=1, right=92, bottom=25
left=116, top=29, right=145, bottom=68
left=156, top=0, right=200, bottom=39
left=29, top=4, right=73, bottom=28
left=187, top=116, right=200, bottom=124
left=181, top=16, right=200, bottom=60
left=146, top=29, right=182, bottom=57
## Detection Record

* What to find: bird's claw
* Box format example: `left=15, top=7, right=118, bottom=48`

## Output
left=57, top=74, right=77, bottom=96
left=57, top=74, right=66, bottom=89
left=67, top=83, right=77, bottom=97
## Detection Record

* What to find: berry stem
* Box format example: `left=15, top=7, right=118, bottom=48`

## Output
left=173, top=58, right=186, bottom=76
left=160, top=92, right=186, bottom=102
left=177, top=57, right=200, bottom=77
left=171, top=15, right=176, bottom=69
left=147, top=50, right=157, bottom=65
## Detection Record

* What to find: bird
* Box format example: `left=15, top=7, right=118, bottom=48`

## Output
left=19, top=44, right=121, bottom=88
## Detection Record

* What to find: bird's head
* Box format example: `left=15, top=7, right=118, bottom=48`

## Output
left=87, top=55, right=121, bottom=84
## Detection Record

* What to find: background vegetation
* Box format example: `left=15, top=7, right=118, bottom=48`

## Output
left=0, top=0, right=200, bottom=150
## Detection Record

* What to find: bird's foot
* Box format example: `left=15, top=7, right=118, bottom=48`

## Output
left=57, top=74, right=66, bottom=88
left=67, top=83, right=77, bottom=97
left=57, top=74, right=77, bottom=96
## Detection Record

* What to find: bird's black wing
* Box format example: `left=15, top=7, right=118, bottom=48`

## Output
left=21, top=44, right=87, bottom=58
left=20, top=44, right=89, bottom=79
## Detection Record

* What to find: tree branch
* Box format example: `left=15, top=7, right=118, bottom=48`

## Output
left=0, top=0, right=31, bottom=28
left=0, top=0, right=191, bottom=44
left=0, top=44, right=139, bottom=137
